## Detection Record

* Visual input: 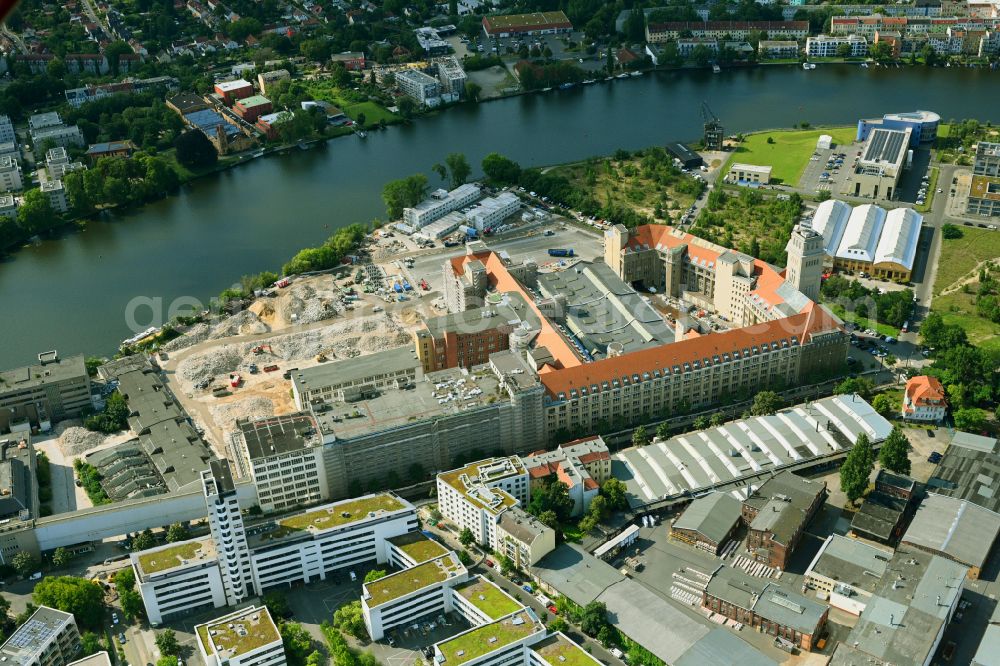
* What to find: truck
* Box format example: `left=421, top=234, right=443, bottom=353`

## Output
left=229, top=373, right=241, bottom=388
left=402, top=280, right=413, bottom=291
left=420, top=279, right=430, bottom=290
left=263, top=364, right=280, bottom=373
left=548, top=248, right=575, bottom=258
left=393, top=282, right=403, bottom=293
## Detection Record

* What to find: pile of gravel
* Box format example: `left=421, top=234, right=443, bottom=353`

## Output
left=162, top=322, right=212, bottom=352
left=56, top=424, right=107, bottom=457
left=177, top=344, right=244, bottom=386
left=211, top=396, right=275, bottom=431
left=210, top=310, right=268, bottom=339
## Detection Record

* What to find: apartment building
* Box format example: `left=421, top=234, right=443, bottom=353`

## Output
left=436, top=57, right=468, bottom=97
left=758, top=40, right=800, bottom=57
left=495, top=509, right=556, bottom=570
left=521, top=436, right=611, bottom=516
left=807, top=34, right=869, bottom=56
left=0, top=115, right=15, bottom=145
left=30, top=125, right=85, bottom=155
left=438, top=457, right=529, bottom=543
left=257, top=69, right=290, bottom=96
left=396, top=69, right=441, bottom=106
left=0, top=194, right=16, bottom=220
left=0, top=606, right=80, bottom=666
left=363, top=552, right=469, bottom=640
left=702, top=567, right=829, bottom=651
left=743, top=472, right=827, bottom=570
left=975, top=141, right=1000, bottom=176
left=42, top=180, right=69, bottom=214
left=45, top=147, right=86, bottom=181
left=968, top=174, right=1000, bottom=216
left=646, top=20, right=808, bottom=42
left=233, top=413, right=329, bottom=512
left=0, top=155, right=22, bottom=192
left=0, top=352, right=91, bottom=433
left=902, top=375, right=947, bottom=422
left=403, top=183, right=481, bottom=229
left=196, top=606, right=286, bottom=666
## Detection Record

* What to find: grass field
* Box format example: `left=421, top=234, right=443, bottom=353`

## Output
left=931, top=226, right=1000, bottom=352
left=302, top=80, right=399, bottom=127
left=724, top=127, right=857, bottom=185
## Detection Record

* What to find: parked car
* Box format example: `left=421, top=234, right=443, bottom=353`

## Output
left=928, top=451, right=943, bottom=463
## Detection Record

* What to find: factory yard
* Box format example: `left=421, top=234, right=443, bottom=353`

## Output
left=158, top=219, right=604, bottom=454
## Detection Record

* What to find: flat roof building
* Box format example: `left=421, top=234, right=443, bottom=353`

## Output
left=196, top=606, right=285, bottom=666
left=0, top=606, right=80, bottom=666
left=901, top=493, right=1000, bottom=579
left=857, top=110, right=940, bottom=146
left=214, top=79, right=254, bottom=105
left=843, top=127, right=911, bottom=200
left=482, top=11, right=573, bottom=36
left=0, top=352, right=91, bottom=433
left=727, top=163, right=772, bottom=185
left=926, top=432, right=1000, bottom=513
left=968, top=174, right=1000, bottom=217
left=803, top=535, right=892, bottom=615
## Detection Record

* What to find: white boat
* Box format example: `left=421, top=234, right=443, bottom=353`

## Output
left=630, top=71, right=643, bottom=77
left=809, top=63, right=816, bottom=69
left=615, top=73, right=628, bottom=79
left=712, top=64, right=721, bottom=73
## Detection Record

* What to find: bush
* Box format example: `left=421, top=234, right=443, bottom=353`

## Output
left=74, top=460, right=111, bottom=505
left=941, top=223, right=963, bottom=239
left=84, top=391, right=129, bottom=433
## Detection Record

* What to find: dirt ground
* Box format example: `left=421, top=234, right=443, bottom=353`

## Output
left=468, top=65, right=517, bottom=98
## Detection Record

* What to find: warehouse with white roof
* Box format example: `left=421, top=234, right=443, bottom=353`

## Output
left=807, top=200, right=922, bottom=281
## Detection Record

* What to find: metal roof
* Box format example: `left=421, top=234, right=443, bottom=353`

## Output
left=874, top=207, right=921, bottom=271
left=804, top=535, right=892, bottom=595
left=531, top=543, right=624, bottom=606
left=901, top=493, right=1000, bottom=569
left=926, top=432, right=1000, bottom=513
left=672, top=493, right=742, bottom=544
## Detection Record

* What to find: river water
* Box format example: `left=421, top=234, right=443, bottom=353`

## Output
left=2, top=64, right=999, bottom=366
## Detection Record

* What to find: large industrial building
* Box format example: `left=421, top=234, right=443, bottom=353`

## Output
left=0, top=352, right=91, bottom=433
left=926, top=432, right=1000, bottom=512
left=900, top=492, right=1000, bottom=579
left=481, top=11, right=573, bottom=36
left=803, top=535, right=892, bottom=615
left=842, top=127, right=912, bottom=200
left=808, top=200, right=922, bottom=281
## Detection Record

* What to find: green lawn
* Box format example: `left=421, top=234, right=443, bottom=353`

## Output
left=724, top=127, right=857, bottom=185
left=302, top=80, right=399, bottom=128
left=342, top=100, right=399, bottom=125
left=915, top=167, right=939, bottom=213
left=930, top=226, right=1000, bottom=351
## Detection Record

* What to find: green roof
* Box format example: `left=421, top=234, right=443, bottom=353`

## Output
left=364, top=554, right=463, bottom=606
left=237, top=95, right=271, bottom=108
left=195, top=607, right=280, bottom=658
left=136, top=539, right=212, bottom=575
left=437, top=611, right=542, bottom=665
left=532, top=634, right=601, bottom=666
left=388, top=532, right=449, bottom=563
left=455, top=578, right=522, bottom=620
left=265, top=493, right=407, bottom=540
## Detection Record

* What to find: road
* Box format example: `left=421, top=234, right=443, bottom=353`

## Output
left=79, top=0, right=110, bottom=33
left=1, top=26, right=26, bottom=53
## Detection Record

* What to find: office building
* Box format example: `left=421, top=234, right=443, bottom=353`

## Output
left=726, top=163, right=772, bottom=185
left=203, top=461, right=252, bottom=605
left=0, top=194, right=16, bottom=220
left=902, top=375, right=947, bottom=422
left=415, top=27, right=452, bottom=55
left=412, top=294, right=530, bottom=372
left=196, top=606, right=286, bottom=666
left=973, top=604, right=1000, bottom=666
left=0, top=155, right=22, bottom=192
left=396, top=69, right=441, bottom=106
left=806, top=34, right=869, bottom=57
left=84, top=141, right=135, bottom=163
left=133, top=536, right=228, bottom=625
left=233, top=413, right=329, bottom=513
left=702, top=566, right=828, bottom=651
left=0, top=606, right=80, bottom=666
left=901, top=493, right=1000, bottom=579
left=403, top=183, right=481, bottom=228
left=742, top=472, right=827, bottom=570
left=363, top=552, right=469, bottom=640
left=808, top=200, right=922, bottom=280
left=857, top=110, right=941, bottom=146
left=0, top=352, right=91, bottom=433
left=434, top=609, right=547, bottom=666
left=803, top=535, right=892, bottom=615
left=214, top=79, right=254, bottom=105
left=670, top=493, right=743, bottom=554
left=968, top=174, right=1000, bottom=216
left=839, top=547, right=967, bottom=666
left=843, top=127, right=911, bottom=199
left=974, top=140, right=1000, bottom=176
left=482, top=11, right=573, bottom=37
left=522, top=437, right=611, bottom=517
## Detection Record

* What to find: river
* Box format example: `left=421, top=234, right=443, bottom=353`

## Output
left=2, top=64, right=998, bottom=366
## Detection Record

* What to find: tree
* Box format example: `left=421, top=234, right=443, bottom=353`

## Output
left=656, top=422, right=670, bottom=440
left=464, top=81, right=482, bottom=101
left=431, top=163, right=447, bottom=183
left=601, top=478, right=629, bottom=511
left=52, top=547, right=71, bottom=568
left=408, top=462, right=426, bottom=484
left=34, top=577, right=104, bottom=630
left=263, top=591, right=292, bottom=619
left=120, top=589, right=145, bottom=621
left=398, top=97, right=417, bottom=119
left=355, top=111, right=367, bottom=128
left=632, top=425, right=649, bottom=448
left=332, top=600, right=370, bottom=640
left=459, top=527, right=475, bottom=547
left=499, top=555, right=515, bottom=576
left=870, top=40, right=894, bottom=62
left=538, top=510, right=559, bottom=529
left=80, top=631, right=105, bottom=657
left=693, top=415, right=709, bottom=430
left=445, top=153, right=471, bottom=189
left=955, top=407, right=987, bottom=432
left=11, top=551, right=39, bottom=577
left=836, top=42, right=853, bottom=58
left=173, top=130, right=217, bottom=169
left=166, top=523, right=190, bottom=543
left=835, top=377, right=876, bottom=400
left=751, top=390, right=783, bottom=416
left=155, top=629, right=180, bottom=656
left=871, top=393, right=896, bottom=417
left=157, top=658, right=178, bottom=666
left=527, top=478, right=575, bottom=523
left=301, top=38, right=332, bottom=62
left=840, top=433, right=874, bottom=504
left=481, top=153, right=521, bottom=184
left=363, top=569, right=387, bottom=583
left=133, top=528, right=156, bottom=551
left=878, top=427, right=911, bottom=475
left=281, top=622, right=315, bottom=665
left=579, top=601, right=609, bottom=637
left=549, top=616, right=569, bottom=633
left=17, top=188, right=57, bottom=235
left=941, top=224, right=963, bottom=239
left=381, top=174, right=429, bottom=219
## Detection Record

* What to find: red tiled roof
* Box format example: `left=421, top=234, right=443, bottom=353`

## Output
left=905, top=375, right=946, bottom=408
left=577, top=450, right=610, bottom=464
left=583, top=478, right=599, bottom=491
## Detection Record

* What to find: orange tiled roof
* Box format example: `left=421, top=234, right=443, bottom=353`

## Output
left=540, top=307, right=841, bottom=399
left=576, top=450, right=610, bottom=464
left=583, top=478, right=599, bottom=491
left=905, top=375, right=946, bottom=407
left=625, top=224, right=722, bottom=269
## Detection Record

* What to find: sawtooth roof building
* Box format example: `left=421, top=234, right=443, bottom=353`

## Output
left=808, top=200, right=922, bottom=280
left=926, top=432, right=1000, bottom=512
left=900, top=492, right=1000, bottom=579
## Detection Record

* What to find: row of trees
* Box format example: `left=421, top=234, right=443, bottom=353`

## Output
left=840, top=428, right=912, bottom=503
left=281, top=223, right=369, bottom=276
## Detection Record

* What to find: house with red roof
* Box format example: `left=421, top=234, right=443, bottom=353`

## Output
left=903, top=375, right=947, bottom=422
left=522, top=436, right=611, bottom=516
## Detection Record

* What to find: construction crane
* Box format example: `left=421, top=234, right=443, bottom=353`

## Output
left=701, top=101, right=724, bottom=151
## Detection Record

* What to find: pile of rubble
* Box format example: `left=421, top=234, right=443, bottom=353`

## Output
left=211, top=396, right=276, bottom=432
left=55, top=423, right=109, bottom=457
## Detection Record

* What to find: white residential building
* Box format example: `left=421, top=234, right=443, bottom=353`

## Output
left=0, top=115, right=15, bottom=145
left=0, top=194, right=17, bottom=220
left=43, top=147, right=85, bottom=182
left=196, top=606, right=287, bottom=666
left=396, top=69, right=441, bottom=106
left=466, top=192, right=521, bottom=231
left=403, top=183, right=481, bottom=228
left=806, top=34, right=869, bottom=57
left=203, top=461, right=252, bottom=606
left=30, top=124, right=85, bottom=154
left=0, top=155, right=22, bottom=192
left=41, top=179, right=69, bottom=213
left=436, top=56, right=468, bottom=97
left=0, top=606, right=80, bottom=666
left=28, top=111, right=63, bottom=132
